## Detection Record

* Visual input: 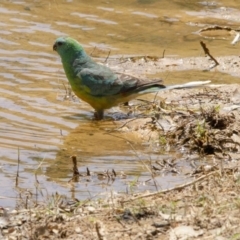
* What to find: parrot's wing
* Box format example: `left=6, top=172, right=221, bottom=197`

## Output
left=77, top=64, right=143, bottom=96
left=75, top=58, right=164, bottom=96
left=77, top=66, right=122, bottom=96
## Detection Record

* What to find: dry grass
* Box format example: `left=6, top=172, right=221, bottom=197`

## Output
left=1, top=166, right=240, bottom=239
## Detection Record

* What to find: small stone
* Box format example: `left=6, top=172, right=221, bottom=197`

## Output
left=24, top=6, right=31, bottom=11
left=76, top=208, right=83, bottom=214
left=52, top=228, right=59, bottom=235
left=75, top=227, right=81, bottom=233
left=86, top=206, right=96, bottom=213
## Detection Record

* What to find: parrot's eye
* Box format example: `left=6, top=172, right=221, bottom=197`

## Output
left=57, top=42, right=63, bottom=46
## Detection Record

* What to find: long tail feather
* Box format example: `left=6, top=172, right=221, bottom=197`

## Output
left=165, top=80, right=211, bottom=90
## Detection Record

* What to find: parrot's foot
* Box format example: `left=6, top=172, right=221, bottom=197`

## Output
left=94, top=110, right=104, bottom=120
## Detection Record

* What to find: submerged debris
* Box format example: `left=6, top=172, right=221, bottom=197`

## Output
left=68, top=155, right=127, bottom=184
left=197, top=25, right=240, bottom=45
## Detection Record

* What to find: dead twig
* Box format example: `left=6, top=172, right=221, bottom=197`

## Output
left=71, top=155, right=80, bottom=176
left=95, top=221, right=106, bottom=240
left=69, top=155, right=81, bottom=182
left=104, top=50, right=111, bottom=63
left=122, top=170, right=218, bottom=203
left=15, top=147, right=20, bottom=187
left=162, top=49, right=166, bottom=58
left=90, top=46, right=96, bottom=56
left=200, top=41, right=219, bottom=70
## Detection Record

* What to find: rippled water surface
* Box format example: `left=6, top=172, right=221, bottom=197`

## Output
left=0, top=0, right=240, bottom=208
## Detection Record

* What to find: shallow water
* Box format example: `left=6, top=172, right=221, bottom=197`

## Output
left=0, top=0, right=240, bottom=208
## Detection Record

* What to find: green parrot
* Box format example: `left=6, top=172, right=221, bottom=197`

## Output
left=53, top=36, right=166, bottom=119
left=53, top=37, right=210, bottom=120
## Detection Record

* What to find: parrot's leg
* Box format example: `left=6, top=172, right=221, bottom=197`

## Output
left=94, top=110, right=104, bottom=120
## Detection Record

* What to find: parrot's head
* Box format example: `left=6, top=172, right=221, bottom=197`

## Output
left=53, top=36, right=84, bottom=58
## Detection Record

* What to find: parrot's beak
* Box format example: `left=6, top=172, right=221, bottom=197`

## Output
left=53, top=43, right=57, bottom=51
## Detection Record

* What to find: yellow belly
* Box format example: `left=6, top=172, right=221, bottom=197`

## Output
left=71, top=84, right=115, bottom=111
left=69, top=78, right=138, bottom=111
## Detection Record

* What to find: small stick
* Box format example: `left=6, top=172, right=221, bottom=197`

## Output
left=200, top=41, right=219, bottom=70
left=15, top=147, right=20, bottom=187
left=104, top=50, right=111, bottom=63
left=69, top=155, right=81, bottom=182
left=71, top=155, right=80, bottom=176
left=86, top=167, right=90, bottom=176
left=122, top=171, right=218, bottom=203
left=90, top=46, right=96, bottom=56
left=162, top=49, right=166, bottom=58
left=95, top=221, right=105, bottom=240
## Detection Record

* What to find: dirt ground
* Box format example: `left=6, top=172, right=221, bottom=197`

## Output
left=1, top=82, right=240, bottom=240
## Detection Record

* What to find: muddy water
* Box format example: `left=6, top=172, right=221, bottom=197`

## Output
left=0, top=0, right=240, bottom=208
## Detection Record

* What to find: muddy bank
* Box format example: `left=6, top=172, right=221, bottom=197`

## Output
left=1, top=83, right=240, bottom=239
left=118, top=84, right=240, bottom=149
left=105, top=52, right=240, bottom=85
